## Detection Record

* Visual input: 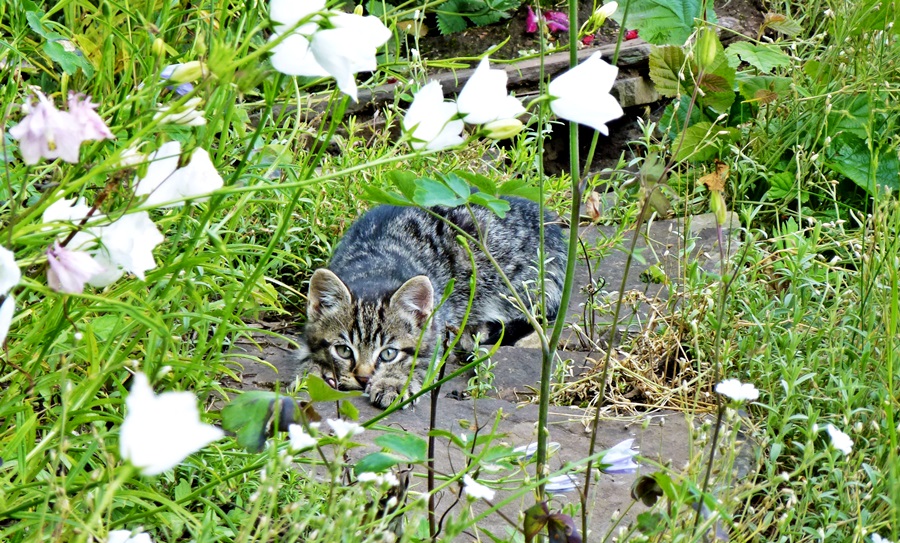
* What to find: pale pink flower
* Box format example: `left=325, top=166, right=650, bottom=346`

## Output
left=9, top=91, right=83, bottom=164
left=68, top=93, right=114, bottom=141
left=46, top=242, right=104, bottom=294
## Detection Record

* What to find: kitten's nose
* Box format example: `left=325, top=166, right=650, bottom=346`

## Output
left=356, top=374, right=369, bottom=386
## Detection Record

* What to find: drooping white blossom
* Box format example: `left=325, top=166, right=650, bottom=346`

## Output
left=402, top=82, right=465, bottom=151
left=119, top=373, right=224, bottom=476
left=135, top=142, right=223, bottom=208
left=456, top=58, right=524, bottom=125
left=326, top=418, right=364, bottom=439
left=548, top=52, right=624, bottom=135
left=87, top=212, right=165, bottom=286
left=288, top=424, right=318, bottom=450
left=601, top=438, right=639, bottom=474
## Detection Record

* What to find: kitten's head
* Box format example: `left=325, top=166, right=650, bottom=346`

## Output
left=298, top=269, right=435, bottom=391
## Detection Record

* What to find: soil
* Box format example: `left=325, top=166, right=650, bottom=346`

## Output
left=414, top=0, right=765, bottom=61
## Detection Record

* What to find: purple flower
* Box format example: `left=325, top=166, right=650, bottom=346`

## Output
left=543, top=10, right=569, bottom=32
left=601, top=438, right=639, bottom=474
left=525, top=6, right=538, bottom=33
left=68, top=93, right=115, bottom=141
left=160, top=65, right=195, bottom=96
left=47, top=242, right=104, bottom=294
left=9, top=92, right=83, bottom=165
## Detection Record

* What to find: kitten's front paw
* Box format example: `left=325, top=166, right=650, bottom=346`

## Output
left=366, top=376, right=421, bottom=409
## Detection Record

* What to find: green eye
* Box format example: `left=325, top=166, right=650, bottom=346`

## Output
left=379, top=348, right=398, bottom=362
left=334, top=345, right=354, bottom=359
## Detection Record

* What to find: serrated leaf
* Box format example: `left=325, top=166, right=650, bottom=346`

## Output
left=612, top=0, right=716, bottom=45
left=737, top=75, right=791, bottom=104
left=762, top=12, right=802, bottom=36
left=386, top=170, right=418, bottom=200
left=354, top=452, right=405, bottom=474
left=695, top=37, right=735, bottom=113
left=305, top=374, right=362, bottom=402
left=374, top=433, right=428, bottom=462
left=649, top=45, right=688, bottom=98
left=442, top=172, right=471, bottom=198
left=436, top=2, right=468, bottom=36
left=825, top=133, right=900, bottom=194
left=725, top=42, right=791, bottom=72
left=765, top=170, right=794, bottom=201
left=468, top=192, right=510, bottom=218
left=414, top=177, right=467, bottom=207
left=698, top=73, right=729, bottom=93
left=674, top=122, right=739, bottom=162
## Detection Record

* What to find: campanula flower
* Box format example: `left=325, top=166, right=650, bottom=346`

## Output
left=46, top=242, right=104, bottom=294
left=601, top=438, right=639, bottom=473
left=403, top=81, right=465, bottom=151
left=153, top=96, right=206, bottom=126
left=327, top=418, right=364, bottom=439
left=135, top=141, right=224, bottom=208
left=268, top=0, right=391, bottom=102
left=456, top=58, right=525, bottom=125
left=548, top=52, right=624, bottom=135
left=10, top=92, right=84, bottom=164
left=119, top=372, right=224, bottom=476
left=67, top=93, right=115, bottom=141
left=463, top=474, right=495, bottom=500
left=87, top=212, right=165, bottom=287
left=826, top=424, right=853, bottom=456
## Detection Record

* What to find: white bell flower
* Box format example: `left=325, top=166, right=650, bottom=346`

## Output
left=402, top=81, right=465, bottom=151
left=457, top=58, right=525, bottom=125
left=463, top=474, right=495, bottom=500
left=548, top=52, right=624, bottom=135
left=135, top=142, right=224, bottom=208
left=87, top=212, right=165, bottom=286
left=119, top=372, right=224, bottom=476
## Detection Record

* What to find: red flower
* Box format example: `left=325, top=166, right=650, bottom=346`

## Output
left=625, top=29, right=638, bottom=40
left=582, top=35, right=595, bottom=45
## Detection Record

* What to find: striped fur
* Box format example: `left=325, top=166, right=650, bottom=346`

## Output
left=297, top=197, right=567, bottom=408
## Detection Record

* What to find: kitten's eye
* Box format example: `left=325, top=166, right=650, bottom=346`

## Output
left=378, top=348, right=399, bottom=362
left=334, top=344, right=354, bottom=359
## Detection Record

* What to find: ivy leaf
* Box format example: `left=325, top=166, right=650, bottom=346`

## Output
left=725, top=42, right=791, bottom=72
left=612, top=0, right=716, bottom=45
left=649, top=45, right=688, bottom=98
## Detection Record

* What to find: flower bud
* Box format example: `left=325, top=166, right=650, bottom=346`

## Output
left=354, top=4, right=363, bottom=15
left=590, top=2, right=618, bottom=28
left=482, top=118, right=524, bottom=140
left=709, top=189, right=727, bottom=226
left=152, top=38, right=167, bottom=57
left=696, top=27, right=718, bottom=70
left=165, top=61, right=207, bottom=83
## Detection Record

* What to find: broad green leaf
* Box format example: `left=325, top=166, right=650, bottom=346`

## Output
left=762, top=12, right=802, bottom=36
left=362, top=185, right=410, bottom=206
left=436, top=0, right=468, bottom=35
left=765, top=171, right=794, bottom=201
left=442, top=172, right=471, bottom=198
left=26, top=11, right=64, bottom=40
left=726, top=42, right=791, bottom=72
left=673, top=122, right=739, bottom=162
left=825, top=133, right=900, bottom=194
left=648, top=45, right=688, bottom=98
left=222, top=391, right=283, bottom=453
left=497, top=179, right=540, bottom=201
left=43, top=40, right=94, bottom=77
left=413, top=177, right=467, bottom=207
left=374, top=433, right=428, bottom=462
left=455, top=170, right=498, bottom=195
left=305, top=373, right=362, bottom=402
left=468, top=192, right=510, bottom=218
left=354, top=451, right=404, bottom=474
left=695, top=37, right=735, bottom=113
left=659, top=95, right=706, bottom=136
left=386, top=169, right=418, bottom=200
left=612, top=0, right=716, bottom=45
left=524, top=502, right=550, bottom=543
left=737, top=75, right=791, bottom=104
left=339, top=399, right=359, bottom=420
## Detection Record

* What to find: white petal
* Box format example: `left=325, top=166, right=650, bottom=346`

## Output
left=310, top=29, right=363, bottom=101
left=402, top=82, right=464, bottom=151
left=91, top=212, right=164, bottom=282
left=107, top=530, right=155, bottom=543
left=0, top=295, right=14, bottom=345
left=0, top=246, right=21, bottom=295
left=463, top=474, right=495, bottom=500
left=270, top=33, right=329, bottom=77
left=269, top=0, right=326, bottom=33
left=120, top=373, right=225, bottom=476
left=288, top=424, right=318, bottom=450
left=42, top=197, right=94, bottom=225
left=457, top=58, right=525, bottom=125
left=135, top=141, right=182, bottom=199
left=549, top=52, right=623, bottom=133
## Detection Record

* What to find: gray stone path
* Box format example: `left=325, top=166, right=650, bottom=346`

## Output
left=227, top=212, right=745, bottom=541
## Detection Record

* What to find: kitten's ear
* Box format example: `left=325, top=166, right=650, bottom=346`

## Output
left=308, top=269, right=351, bottom=321
left=390, top=275, right=434, bottom=327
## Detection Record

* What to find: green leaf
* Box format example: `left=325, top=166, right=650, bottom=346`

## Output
left=468, top=192, right=510, bottom=218
left=725, top=42, right=791, bottom=72
left=762, top=12, right=802, bottom=37
left=43, top=40, right=94, bottom=77
left=497, top=179, right=540, bottom=201
left=454, top=170, right=498, bottom=195
left=737, top=75, right=791, bottom=104
left=26, top=11, right=64, bottom=40
left=221, top=391, right=285, bottom=453
left=305, top=374, right=362, bottom=402
left=413, top=177, right=467, bottom=207
left=436, top=0, right=468, bottom=35
left=442, top=172, right=472, bottom=198
left=374, top=433, right=428, bottom=462
left=340, top=399, right=359, bottom=420
left=524, top=502, right=550, bottom=543
left=354, top=452, right=404, bottom=474
left=765, top=170, right=795, bottom=201
left=648, top=45, right=688, bottom=98
left=612, top=0, right=716, bottom=45
left=386, top=170, right=419, bottom=200
left=673, top=122, right=739, bottom=162
left=659, top=95, right=707, bottom=136
left=362, top=185, right=410, bottom=206
left=825, top=133, right=900, bottom=194
left=695, top=38, right=735, bottom=113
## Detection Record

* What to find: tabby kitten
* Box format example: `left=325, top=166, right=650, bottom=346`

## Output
left=297, top=196, right=567, bottom=408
